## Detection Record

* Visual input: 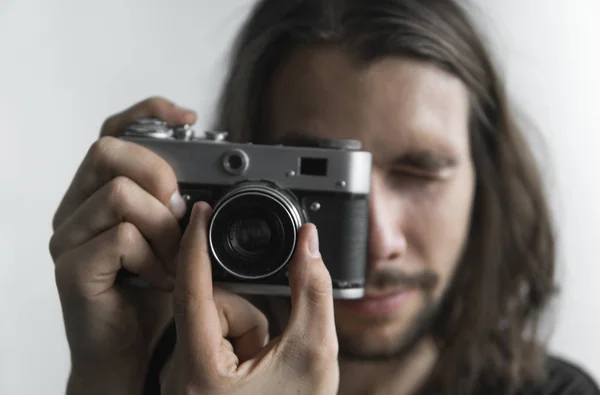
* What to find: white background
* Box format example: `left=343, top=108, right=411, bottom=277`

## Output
left=1, top=1, right=598, bottom=394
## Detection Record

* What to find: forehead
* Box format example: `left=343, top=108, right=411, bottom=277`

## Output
left=264, top=45, right=471, bottom=159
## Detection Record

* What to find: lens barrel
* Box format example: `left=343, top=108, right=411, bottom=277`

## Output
left=208, top=182, right=304, bottom=279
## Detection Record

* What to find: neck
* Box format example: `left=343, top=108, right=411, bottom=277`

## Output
left=337, top=337, right=438, bottom=395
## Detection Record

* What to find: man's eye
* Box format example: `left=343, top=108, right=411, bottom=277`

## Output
left=391, top=167, right=443, bottom=181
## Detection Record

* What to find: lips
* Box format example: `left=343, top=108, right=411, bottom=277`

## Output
left=336, top=288, right=415, bottom=317
left=362, top=288, right=407, bottom=298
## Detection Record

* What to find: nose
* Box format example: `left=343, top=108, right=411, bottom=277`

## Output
left=367, top=170, right=407, bottom=269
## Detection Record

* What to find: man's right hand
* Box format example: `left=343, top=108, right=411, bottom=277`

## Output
left=49, top=97, right=196, bottom=395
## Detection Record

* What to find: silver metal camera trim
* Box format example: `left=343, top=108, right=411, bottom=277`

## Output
left=215, top=282, right=365, bottom=300
left=208, top=183, right=304, bottom=280
left=222, top=148, right=250, bottom=176
left=120, top=134, right=372, bottom=195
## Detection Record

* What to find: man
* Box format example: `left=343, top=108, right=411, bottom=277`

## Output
left=49, top=0, right=599, bottom=394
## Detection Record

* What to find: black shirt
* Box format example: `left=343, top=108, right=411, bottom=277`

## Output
left=515, top=357, right=600, bottom=395
left=143, top=320, right=600, bottom=395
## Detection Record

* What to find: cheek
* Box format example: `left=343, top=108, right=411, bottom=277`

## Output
left=403, top=169, right=475, bottom=288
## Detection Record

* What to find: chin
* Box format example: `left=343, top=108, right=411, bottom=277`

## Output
left=337, top=321, right=410, bottom=360
left=333, top=290, right=439, bottom=360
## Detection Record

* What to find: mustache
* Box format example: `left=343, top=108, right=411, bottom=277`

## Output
left=365, top=268, right=439, bottom=291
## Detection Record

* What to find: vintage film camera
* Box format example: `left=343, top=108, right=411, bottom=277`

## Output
left=119, top=117, right=372, bottom=299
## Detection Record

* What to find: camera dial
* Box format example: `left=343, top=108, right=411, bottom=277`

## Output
left=125, top=117, right=228, bottom=142
left=125, top=117, right=173, bottom=139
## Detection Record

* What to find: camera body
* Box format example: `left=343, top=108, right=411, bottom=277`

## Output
left=119, top=118, right=372, bottom=299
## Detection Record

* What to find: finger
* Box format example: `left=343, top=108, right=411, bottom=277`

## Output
left=282, top=223, right=337, bottom=357
left=52, top=136, right=185, bottom=231
left=100, top=96, right=196, bottom=137
left=54, top=222, right=173, bottom=299
left=171, top=202, right=222, bottom=369
left=49, top=176, right=181, bottom=274
left=214, top=288, right=270, bottom=363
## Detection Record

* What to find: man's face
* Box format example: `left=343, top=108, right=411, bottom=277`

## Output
left=264, top=46, right=475, bottom=360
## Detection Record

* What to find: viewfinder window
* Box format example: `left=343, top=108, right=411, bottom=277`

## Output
left=300, top=157, right=328, bottom=176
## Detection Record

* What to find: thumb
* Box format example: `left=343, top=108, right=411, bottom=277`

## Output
left=284, top=223, right=337, bottom=346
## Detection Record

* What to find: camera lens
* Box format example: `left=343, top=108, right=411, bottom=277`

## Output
left=229, top=217, right=272, bottom=256
left=209, top=182, right=304, bottom=279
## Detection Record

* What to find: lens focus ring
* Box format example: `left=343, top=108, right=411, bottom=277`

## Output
left=208, top=183, right=304, bottom=279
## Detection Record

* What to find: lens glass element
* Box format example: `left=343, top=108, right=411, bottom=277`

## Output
left=229, top=216, right=272, bottom=256
left=209, top=187, right=302, bottom=279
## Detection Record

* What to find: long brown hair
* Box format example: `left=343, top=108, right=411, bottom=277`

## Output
left=211, top=1, right=558, bottom=394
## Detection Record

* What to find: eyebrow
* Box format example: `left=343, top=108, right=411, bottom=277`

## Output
left=391, top=150, right=458, bottom=172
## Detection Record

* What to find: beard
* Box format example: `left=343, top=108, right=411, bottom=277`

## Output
left=336, top=294, right=441, bottom=361
left=258, top=267, right=442, bottom=362
left=336, top=267, right=442, bottom=362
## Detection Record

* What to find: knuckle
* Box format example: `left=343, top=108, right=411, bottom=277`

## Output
left=48, top=232, right=63, bottom=261
left=88, top=136, right=117, bottom=170
left=113, top=222, right=139, bottom=250
left=106, top=176, right=133, bottom=210
left=306, top=267, right=333, bottom=304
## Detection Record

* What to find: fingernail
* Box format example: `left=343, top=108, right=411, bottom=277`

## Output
left=183, top=112, right=196, bottom=125
left=168, top=191, right=187, bottom=219
left=175, top=105, right=196, bottom=123
left=190, top=202, right=212, bottom=229
left=308, top=226, right=321, bottom=259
